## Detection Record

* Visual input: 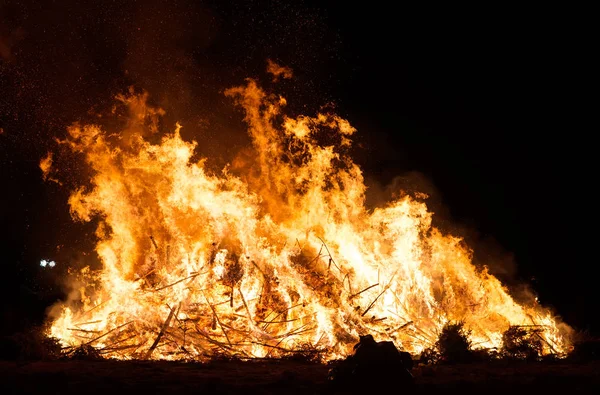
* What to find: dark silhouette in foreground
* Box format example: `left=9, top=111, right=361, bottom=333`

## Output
left=328, top=334, right=414, bottom=392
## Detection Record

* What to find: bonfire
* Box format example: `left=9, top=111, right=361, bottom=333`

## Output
left=41, top=63, right=571, bottom=361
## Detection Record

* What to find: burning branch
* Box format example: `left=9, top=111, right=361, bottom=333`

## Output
left=152, top=273, right=199, bottom=292
left=341, top=272, right=351, bottom=293
left=237, top=287, right=259, bottom=332
left=316, top=236, right=341, bottom=273
left=204, top=294, right=233, bottom=347
left=67, top=328, right=100, bottom=334
left=74, top=301, right=109, bottom=323
left=144, top=303, right=179, bottom=359
left=73, top=320, right=103, bottom=327
left=262, top=302, right=305, bottom=330
left=82, top=321, right=134, bottom=347
left=362, top=288, right=387, bottom=317
left=149, top=235, right=158, bottom=250
left=349, top=283, right=379, bottom=300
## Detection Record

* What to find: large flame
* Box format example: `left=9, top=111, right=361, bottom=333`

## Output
left=46, top=74, right=570, bottom=360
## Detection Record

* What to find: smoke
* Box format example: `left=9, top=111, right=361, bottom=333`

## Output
left=0, top=26, right=24, bottom=61
left=1, top=0, right=343, bottom=285
left=364, top=171, right=539, bottom=306
left=45, top=254, right=103, bottom=322
left=1, top=0, right=342, bottom=151
left=3, top=0, right=566, bottom=338
left=364, top=171, right=440, bottom=210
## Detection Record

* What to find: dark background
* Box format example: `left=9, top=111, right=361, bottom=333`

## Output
left=1, top=1, right=596, bottom=337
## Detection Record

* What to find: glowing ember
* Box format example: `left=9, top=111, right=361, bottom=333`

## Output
left=44, top=68, right=571, bottom=361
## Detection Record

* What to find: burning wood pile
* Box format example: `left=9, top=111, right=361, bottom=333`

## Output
left=42, top=64, right=571, bottom=362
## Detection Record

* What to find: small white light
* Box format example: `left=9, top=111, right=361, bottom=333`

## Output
left=40, top=259, right=56, bottom=268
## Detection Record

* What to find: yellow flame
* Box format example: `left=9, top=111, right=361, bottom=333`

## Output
left=47, top=76, right=571, bottom=361
left=39, top=153, right=53, bottom=180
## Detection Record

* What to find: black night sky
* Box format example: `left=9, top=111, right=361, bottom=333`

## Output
left=0, top=1, right=596, bottom=337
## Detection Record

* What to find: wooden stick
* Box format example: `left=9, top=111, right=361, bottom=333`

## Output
left=82, top=320, right=133, bottom=346
left=413, top=325, right=437, bottom=344
left=533, top=331, right=558, bottom=354
left=266, top=337, right=288, bottom=357
left=341, top=272, right=350, bottom=290
left=273, top=323, right=315, bottom=339
left=362, top=287, right=388, bottom=317
left=67, top=328, right=100, bottom=333
left=403, top=330, right=434, bottom=346
left=345, top=272, right=353, bottom=294
left=217, top=321, right=251, bottom=335
left=264, top=323, right=315, bottom=357
left=308, top=244, right=324, bottom=266
left=253, top=341, right=294, bottom=353
left=251, top=260, right=266, bottom=277
left=204, top=295, right=233, bottom=347
left=238, top=287, right=255, bottom=327
left=99, top=343, right=142, bottom=354
left=174, top=303, right=182, bottom=321
left=526, top=317, right=559, bottom=354
left=513, top=324, right=549, bottom=328
left=98, top=334, right=138, bottom=352
left=193, top=328, right=236, bottom=354
left=144, top=304, right=178, bottom=359
left=255, top=316, right=309, bottom=324
left=314, top=332, right=326, bottom=348
left=261, top=308, right=275, bottom=322
left=77, top=300, right=109, bottom=320
left=258, top=283, right=265, bottom=308
left=362, top=271, right=398, bottom=316
left=235, top=296, right=258, bottom=312
left=136, top=268, right=156, bottom=282
left=316, top=236, right=341, bottom=272
left=212, top=298, right=235, bottom=307
left=73, top=320, right=103, bottom=326
left=153, top=273, right=199, bottom=292
left=103, top=333, right=138, bottom=348
left=396, top=321, right=413, bottom=331
left=263, top=303, right=305, bottom=329
left=71, top=333, right=94, bottom=341
left=391, top=292, right=411, bottom=318
left=349, top=283, right=379, bottom=299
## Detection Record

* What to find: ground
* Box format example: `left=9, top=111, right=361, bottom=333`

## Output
left=1, top=359, right=599, bottom=394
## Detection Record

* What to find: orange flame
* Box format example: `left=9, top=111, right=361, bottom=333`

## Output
left=46, top=74, right=571, bottom=361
